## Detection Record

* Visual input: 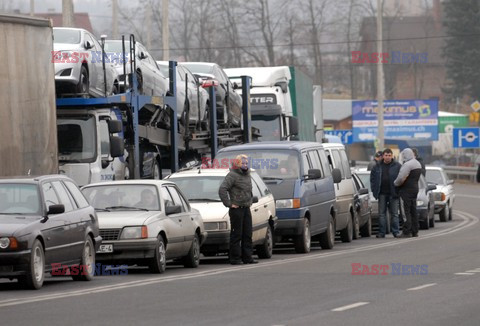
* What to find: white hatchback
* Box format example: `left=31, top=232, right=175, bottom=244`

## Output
left=167, top=168, right=276, bottom=259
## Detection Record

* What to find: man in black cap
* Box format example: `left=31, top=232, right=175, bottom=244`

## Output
left=367, top=151, right=383, bottom=171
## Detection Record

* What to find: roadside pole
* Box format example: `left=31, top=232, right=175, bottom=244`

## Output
left=376, top=0, right=385, bottom=150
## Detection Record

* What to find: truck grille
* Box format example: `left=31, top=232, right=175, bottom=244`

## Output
left=100, top=229, right=121, bottom=241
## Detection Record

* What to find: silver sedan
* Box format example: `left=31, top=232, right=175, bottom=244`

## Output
left=81, top=180, right=207, bottom=274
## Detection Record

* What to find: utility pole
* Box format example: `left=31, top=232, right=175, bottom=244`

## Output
left=112, top=0, right=118, bottom=39
left=30, top=0, right=34, bottom=16
left=376, top=0, right=385, bottom=150
left=162, top=0, right=169, bottom=60
left=62, top=0, right=74, bottom=28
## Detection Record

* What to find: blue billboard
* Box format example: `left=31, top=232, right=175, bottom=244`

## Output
left=352, top=99, right=438, bottom=142
left=325, top=130, right=353, bottom=144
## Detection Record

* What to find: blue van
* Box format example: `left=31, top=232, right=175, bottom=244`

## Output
left=215, top=142, right=341, bottom=253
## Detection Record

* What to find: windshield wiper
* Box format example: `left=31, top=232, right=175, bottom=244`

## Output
left=188, top=198, right=222, bottom=202
left=105, top=206, right=149, bottom=211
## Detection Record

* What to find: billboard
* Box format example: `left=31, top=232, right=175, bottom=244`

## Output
left=352, top=99, right=438, bottom=142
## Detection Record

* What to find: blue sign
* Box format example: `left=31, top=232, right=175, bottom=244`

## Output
left=325, top=130, right=353, bottom=144
left=352, top=99, right=438, bottom=142
left=452, top=127, right=480, bottom=148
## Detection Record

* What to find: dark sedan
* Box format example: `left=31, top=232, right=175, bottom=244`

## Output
left=0, top=175, right=101, bottom=289
left=352, top=172, right=372, bottom=238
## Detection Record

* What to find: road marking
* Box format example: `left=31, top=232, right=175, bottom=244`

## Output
left=407, top=283, right=437, bottom=291
left=465, top=270, right=480, bottom=273
left=0, top=210, right=476, bottom=309
left=456, top=194, right=480, bottom=199
left=331, top=302, right=369, bottom=312
left=455, top=273, right=475, bottom=275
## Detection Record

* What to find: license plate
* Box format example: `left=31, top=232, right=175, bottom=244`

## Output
left=97, top=244, right=113, bottom=253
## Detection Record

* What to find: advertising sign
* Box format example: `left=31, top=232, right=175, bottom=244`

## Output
left=352, top=99, right=438, bottom=142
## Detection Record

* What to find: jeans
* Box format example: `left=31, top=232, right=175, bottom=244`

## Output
left=229, top=207, right=253, bottom=263
left=400, top=196, right=418, bottom=235
left=378, top=194, right=400, bottom=236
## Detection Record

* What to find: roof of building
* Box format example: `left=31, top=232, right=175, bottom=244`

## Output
left=37, top=12, right=93, bottom=33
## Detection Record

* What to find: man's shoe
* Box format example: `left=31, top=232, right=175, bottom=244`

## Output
left=243, top=260, right=259, bottom=264
left=376, top=234, right=385, bottom=238
left=393, top=233, right=400, bottom=238
left=230, top=260, right=244, bottom=265
left=398, top=233, right=412, bottom=238
left=412, top=233, right=418, bottom=237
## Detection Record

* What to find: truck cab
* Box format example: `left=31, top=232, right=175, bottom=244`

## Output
left=57, top=108, right=125, bottom=186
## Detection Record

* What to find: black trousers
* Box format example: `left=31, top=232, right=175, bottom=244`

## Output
left=229, top=207, right=253, bottom=263
left=400, top=195, right=418, bottom=235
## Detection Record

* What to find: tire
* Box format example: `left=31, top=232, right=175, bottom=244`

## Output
left=429, top=212, right=435, bottom=228
left=149, top=236, right=166, bottom=274
left=135, top=70, right=144, bottom=94
left=256, top=225, right=273, bottom=259
left=111, top=83, right=119, bottom=95
left=183, top=234, right=200, bottom=268
left=72, top=236, right=95, bottom=281
left=319, top=216, right=335, bottom=249
left=360, top=212, right=372, bottom=238
left=352, top=212, right=360, bottom=240
left=448, top=205, right=453, bottom=221
left=20, top=239, right=45, bottom=290
left=294, top=218, right=311, bottom=253
left=76, top=66, right=89, bottom=96
left=439, top=202, right=449, bottom=222
left=420, top=211, right=429, bottom=230
left=340, top=215, right=353, bottom=243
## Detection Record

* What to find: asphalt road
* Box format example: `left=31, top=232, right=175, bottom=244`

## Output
left=1, top=182, right=479, bottom=326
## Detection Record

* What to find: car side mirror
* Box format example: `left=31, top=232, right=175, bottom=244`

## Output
left=252, top=196, right=259, bottom=203
left=139, top=52, right=147, bottom=59
left=166, top=205, right=182, bottom=215
left=307, top=169, right=322, bottom=180
left=108, top=120, right=123, bottom=134
left=289, top=117, right=299, bottom=136
left=359, top=188, right=369, bottom=195
left=84, top=41, right=93, bottom=50
left=110, top=136, right=124, bottom=158
left=447, top=179, right=455, bottom=185
left=332, top=168, right=342, bottom=184
left=233, top=82, right=239, bottom=90
left=427, top=183, right=437, bottom=192
left=48, top=204, right=65, bottom=215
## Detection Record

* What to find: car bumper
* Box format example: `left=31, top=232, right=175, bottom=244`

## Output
left=96, top=239, right=158, bottom=262
left=275, top=208, right=309, bottom=236
left=0, top=250, right=31, bottom=277
left=433, top=201, right=446, bottom=213
left=201, top=230, right=230, bottom=253
left=55, top=62, right=82, bottom=85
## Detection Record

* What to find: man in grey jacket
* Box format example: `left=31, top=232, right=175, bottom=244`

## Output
left=394, top=148, right=423, bottom=238
left=219, top=154, right=258, bottom=265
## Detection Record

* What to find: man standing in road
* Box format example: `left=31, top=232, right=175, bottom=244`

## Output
left=219, top=154, right=258, bottom=265
left=367, top=151, right=383, bottom=171
left=370, top=148, right=402, bottom=238
left=394, top=148, right=423, bottom=238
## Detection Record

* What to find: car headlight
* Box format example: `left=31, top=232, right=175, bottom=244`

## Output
left=0, top=237, right=10, bottom=249
left=120, top=226, right=148, bottom=239
left=416, top=200, right=424, bottom=206
left=204, top=222, right=228, bottom=231
left=276, top=199, right=300, bottom=209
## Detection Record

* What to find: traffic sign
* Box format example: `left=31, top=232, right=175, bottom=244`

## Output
left=471, top=100, right=480, bottom=112
left=325, top=129, right=353, bottom=145
left=452, top=127, right=480, bottom=148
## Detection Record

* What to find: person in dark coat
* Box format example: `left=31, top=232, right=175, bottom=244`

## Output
left=219, top=154, right=258, bottom=265
left=367, top=151, right=383, bottom=171
left=394, top=148, right=423, bottom=238
left=370, top=148, right=402, bottom=238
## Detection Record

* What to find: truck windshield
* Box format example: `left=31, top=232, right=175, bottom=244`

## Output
left=57, top=116, right=97, bottom=163
left=215, top=150, right=301, bottom=180
left=252, top=115, right=282, bottom=141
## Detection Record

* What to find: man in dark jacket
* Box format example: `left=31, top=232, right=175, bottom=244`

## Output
left=411, top=148, right=426, bottom=176
left=370, top=148, right=402, bottom=238
left=219, top=154, right=258, bottom=265
left=367, top=151, right=383, bottom=171
left=394, top=148, right=423, bottom=238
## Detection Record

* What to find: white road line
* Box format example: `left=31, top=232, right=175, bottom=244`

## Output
left=0, top=210, right=477, bottom=309
left=465, top=270, right=480, bottom=273
left=455, top=272, right=475, bottom=275
left=456, top=194, right=480, bottom=199
left=407, top=283, right=437, bottom=291
left=331, top=302, right=370, bottom=312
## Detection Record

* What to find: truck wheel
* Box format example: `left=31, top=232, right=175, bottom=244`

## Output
left=294, top=219, right=311, bottom=253
left=256, top=225, right=273, bottom=259
left=76, top=66, right=89, bottom=96
left=319, top=216, right=335, bottom=249
left=360, top=213, right=372, bottom=237
left=439, top=202, right=449, bottom=222
left=149, top=236, right=166, bottom=274
left=72, top=236, right=95, bottom=281
left=183, top=234, right=200, bottom=268
left=340, top=215, right=353, bottom=243
left=20, top=239, right=45, bottom=289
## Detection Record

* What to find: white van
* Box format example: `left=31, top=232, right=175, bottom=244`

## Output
left=322, top=143, right=357, bottom=242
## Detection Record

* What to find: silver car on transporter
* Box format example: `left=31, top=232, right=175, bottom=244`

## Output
left=81, top=180, right=207, bottom=274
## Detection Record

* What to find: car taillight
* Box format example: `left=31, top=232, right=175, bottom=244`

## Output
left=201, top=79, right=219, bottom=88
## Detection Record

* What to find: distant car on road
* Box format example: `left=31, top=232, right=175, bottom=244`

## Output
left=53, top=27, right=120, bottom=98
left=180, top=62, right=243, bottom=127
left=81, top=180, right=207, bottom=274
left=425, top=166, right=455, bottom=222
left=0, top=175, right=101, bottom=289
left=166, top=168, right=276, bottom=259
